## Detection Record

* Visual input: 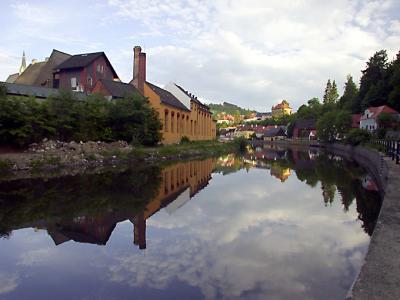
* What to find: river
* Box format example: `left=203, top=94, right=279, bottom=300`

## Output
left=0, top=145, right=382, bottom=300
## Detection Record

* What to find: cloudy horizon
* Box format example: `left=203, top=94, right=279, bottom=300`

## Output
left=0, top=0, right=399, bottom=111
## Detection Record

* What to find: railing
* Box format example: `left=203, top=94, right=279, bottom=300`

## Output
left=370, top=139, right=400, bottom=164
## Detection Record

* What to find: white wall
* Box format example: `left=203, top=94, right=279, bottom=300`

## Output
left=164, top=82, right=191, bottom=110
left=360, top=118, right=377, bottom=131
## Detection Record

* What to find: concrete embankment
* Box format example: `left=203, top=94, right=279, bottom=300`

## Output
left=310, top=143, right=399, bottom=299
left=261, top=140, right=399, bottom=298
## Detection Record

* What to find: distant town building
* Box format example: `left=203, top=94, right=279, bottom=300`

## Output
left=272, top=100, right=292, bottom=118
left=256, top=112, right=272, bottom=121
left=263, top=127, right=286, bottom=141
left=360, top=105, right=399, bottom=132
left=292, top=119, right=316, bottom=139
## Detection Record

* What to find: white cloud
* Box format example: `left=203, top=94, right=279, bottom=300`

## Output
left=11, top=2, right=60, bottom=25
left=107, top=0, right=400, bottom=110
left=0, top=273, right=18, bottom=295
left=1, top=0, right=399, bottom=110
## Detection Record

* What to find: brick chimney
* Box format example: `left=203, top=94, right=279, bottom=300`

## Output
left=132, top=46, right=146, bottom=94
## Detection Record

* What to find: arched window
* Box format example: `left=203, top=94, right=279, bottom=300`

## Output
left=171, top=112, right=175, bottom=133
left=164, top=110, right=169, bottom=132
left=177, top=113, right=180, bottom=133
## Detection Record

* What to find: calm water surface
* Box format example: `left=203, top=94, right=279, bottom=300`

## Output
left=0, top=146, right=382, bottom=300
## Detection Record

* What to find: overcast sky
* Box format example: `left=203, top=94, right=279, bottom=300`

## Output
left=0, top=0, right=399, bottom=111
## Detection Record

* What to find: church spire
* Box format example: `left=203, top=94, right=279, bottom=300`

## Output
left=19, top=51, right=26, bottom=74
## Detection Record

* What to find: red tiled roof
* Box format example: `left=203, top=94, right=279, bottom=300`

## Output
left=272, top=101, right=291, bottom=110
left=360, top=105, right=398, bottom=120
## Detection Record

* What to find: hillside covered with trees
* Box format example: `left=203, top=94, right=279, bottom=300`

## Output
left=208, top=102, right=257, bottom=117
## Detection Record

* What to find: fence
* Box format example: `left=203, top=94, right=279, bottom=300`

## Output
left=370, top=139, right=400, bottom=164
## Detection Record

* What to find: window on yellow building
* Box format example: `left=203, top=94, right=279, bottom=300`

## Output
left=177, top=113, right=180, bottom=133
left=164, top=110, right=169, bottom=132
left=171, top=112, right=174, bottom=133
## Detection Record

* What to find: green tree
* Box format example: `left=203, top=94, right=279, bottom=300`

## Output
left=359, top=50, right=389, bottom=110
left=109, top=93, right=162, bottom=145
left=388, top=51, right=400, bottom=112
left=323, top=79, right=339, bottom=104
left=317, top=111, right=337, bottom=142
left=331, top=80, right=339, bottom=103
left=334, top=110, right=352, bottom=140
left=323, top=79, right=332, bottom=104
left=316, top=110, right=351, bottom=142
left=339, top=75, right=359, bottom=112
left=46, top=90, right=80, bottom=141
left=0, top=96, right=53, bottom=146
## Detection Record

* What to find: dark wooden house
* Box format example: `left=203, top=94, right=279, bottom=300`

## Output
left=53, top=52, right=119, bottom=92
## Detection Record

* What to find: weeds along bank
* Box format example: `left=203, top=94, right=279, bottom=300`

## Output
left=0, top=139, right=244, bottom=180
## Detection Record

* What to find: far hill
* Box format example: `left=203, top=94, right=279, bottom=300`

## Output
left=208, top=102, right=257, bottom=116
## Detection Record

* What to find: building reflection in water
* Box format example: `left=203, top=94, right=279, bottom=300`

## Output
left=0, top=146, right=383, bottom=249
left=42, top=158, right=217, bottom=250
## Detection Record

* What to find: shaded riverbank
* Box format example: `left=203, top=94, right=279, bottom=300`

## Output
left=0, top=139, right=241, bottom=181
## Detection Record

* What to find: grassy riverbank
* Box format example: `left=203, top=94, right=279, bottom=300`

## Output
left=0, top=139, right=246, bottom=179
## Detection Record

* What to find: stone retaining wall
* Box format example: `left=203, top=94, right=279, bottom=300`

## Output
left=324, top=143, right=398, bottom=300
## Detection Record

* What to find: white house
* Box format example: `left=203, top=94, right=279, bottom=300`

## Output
left=360, top=105, right=398, bottom=132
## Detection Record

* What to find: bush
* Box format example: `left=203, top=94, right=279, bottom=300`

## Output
left=0, top=91, right=162, bottom=147
left=233, top=136, right=247, bottom=152
left=345, top=129, right=372, bottom=146
left=180, top=136, right=190, bottom=144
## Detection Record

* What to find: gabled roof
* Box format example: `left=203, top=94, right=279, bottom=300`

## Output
left=14, top=61, right=47, bottom=85
left=55, top=52, right=119, bottom=78
left=146, top=81, right=190, bottom=111
left=98, top=79, right=138, bottom=98
left=294, top=119, right=316, bottom=129
left=34, top=49, right=71, bottom=86
left=174, top=83, right=210, bottom=110
left=264, top=127, right=286, bottom=137
left=13, top=49, right=71, bottom=87
left=55, top=52, right=103, bottom=69
left=6, top=73, right=19, bottom=83
left=361, top=105, right=398, bottom=120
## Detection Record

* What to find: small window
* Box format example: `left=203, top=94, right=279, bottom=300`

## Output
left=97, top=64, right=104, bottom=73
left=87, top=77, right=93, bottom=86
left=71, top=77, right=77, bottom=88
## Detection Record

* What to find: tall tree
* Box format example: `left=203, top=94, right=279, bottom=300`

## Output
left=388, top=51, right=400, bottom=112
left=358, top=50, right=389, bottom=110
left=339, top=75, right=359, bottom=112
left=323, top=79, right=338, bottom=104
left=330, top=80, right=339, bottom=103
left=323, top=79, right=332, bottom=104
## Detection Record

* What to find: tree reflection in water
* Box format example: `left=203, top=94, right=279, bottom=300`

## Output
left=0, top=146, right=381, bottom=249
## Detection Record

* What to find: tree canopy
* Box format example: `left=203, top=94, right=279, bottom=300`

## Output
left=0, top=87, right=162, bottom=147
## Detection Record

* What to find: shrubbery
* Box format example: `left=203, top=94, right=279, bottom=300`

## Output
left=0, top=88, right=162, bottom=147
left=345, top=129, right=372, bottom=146
left=233, top=136, right=247, bottom=152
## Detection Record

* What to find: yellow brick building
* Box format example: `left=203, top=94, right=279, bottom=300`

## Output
left=131, top=46, right=216, bottom=144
